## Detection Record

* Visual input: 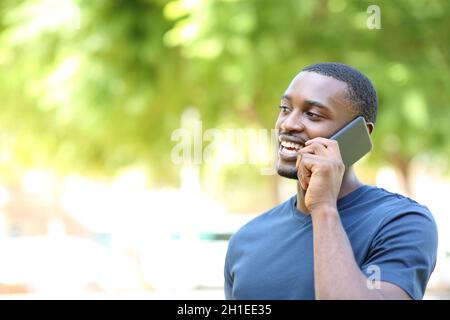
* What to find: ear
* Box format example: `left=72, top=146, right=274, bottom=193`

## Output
left=366, top=122, right=374, bottom=135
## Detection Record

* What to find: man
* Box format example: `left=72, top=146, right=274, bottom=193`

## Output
left=224, top=62, right=438, bottom=300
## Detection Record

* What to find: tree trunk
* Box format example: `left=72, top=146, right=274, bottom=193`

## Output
left=389, top=153, right=413, bottom=197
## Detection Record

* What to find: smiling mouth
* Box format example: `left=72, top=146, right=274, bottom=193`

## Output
left=278, top=140, right=304, bottom=161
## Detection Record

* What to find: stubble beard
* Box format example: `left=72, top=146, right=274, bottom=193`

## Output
left=276, top=160, right=298, bottom=180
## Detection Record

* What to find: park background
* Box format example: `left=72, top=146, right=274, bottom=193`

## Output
left=0, top=0, right=449, bottom=299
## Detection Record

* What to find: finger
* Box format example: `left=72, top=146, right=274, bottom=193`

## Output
left=305, top=137, right=341, bottom=158
left=296, top=153, right=302, bottom=169
left=305, top=137, right=340, bottom=151
left=296, top=154, right=305, bottom=189
left=298, top=153, right=326, bottom=172
left=299, top=141, right=328, bottom=156
left=298, top=154, right=316, bottom=190
left=301, top=163, right=311, bottom=189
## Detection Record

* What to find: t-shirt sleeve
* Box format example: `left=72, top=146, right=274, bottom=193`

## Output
left=360, top=210, right=438, bottom=300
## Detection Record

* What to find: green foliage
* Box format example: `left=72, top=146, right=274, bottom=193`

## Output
left=0, top=0, right=449, bottom=184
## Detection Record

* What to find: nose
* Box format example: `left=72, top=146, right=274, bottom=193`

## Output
left=279, top=109, right=305, bottom=133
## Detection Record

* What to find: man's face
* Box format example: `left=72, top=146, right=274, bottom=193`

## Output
left=275, top=71, right=357, bottom=179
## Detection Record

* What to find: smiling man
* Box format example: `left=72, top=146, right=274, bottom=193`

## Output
left=224, top=62, right=438, bottom=300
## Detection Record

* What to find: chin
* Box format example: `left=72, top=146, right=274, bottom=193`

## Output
left=276, top=160, right=298, bottom=180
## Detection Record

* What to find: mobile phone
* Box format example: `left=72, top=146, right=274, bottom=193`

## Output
left=329, top=116, right=373, bottom=167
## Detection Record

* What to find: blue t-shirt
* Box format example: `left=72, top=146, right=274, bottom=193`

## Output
left=224, top=185, right=438, bottom=300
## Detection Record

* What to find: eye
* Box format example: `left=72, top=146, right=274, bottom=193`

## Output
left=279, top=105, right=290, bottom=113
left=305, top=111, right=321, bottom=120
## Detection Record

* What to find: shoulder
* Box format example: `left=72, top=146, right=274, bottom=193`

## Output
left=370, top=186, right=435, bottom=224
left=361, top=186, right=438, bottom=252
left=359, top=188, right=438, bottom=299
left=356, top=185, right=435, bottom=224
left=347, top=185, right=438, bottom=248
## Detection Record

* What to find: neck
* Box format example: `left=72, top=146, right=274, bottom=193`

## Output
left=296, top=167, right=363, bottom=214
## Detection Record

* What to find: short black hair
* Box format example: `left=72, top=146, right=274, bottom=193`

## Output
left=302, top=62, right=378, bottom=124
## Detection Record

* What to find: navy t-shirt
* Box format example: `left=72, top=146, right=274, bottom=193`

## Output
left=224, top=185, right=438, bottom=300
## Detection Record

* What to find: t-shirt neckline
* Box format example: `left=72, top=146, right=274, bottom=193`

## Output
left=290, top=184, right=372, bottom=223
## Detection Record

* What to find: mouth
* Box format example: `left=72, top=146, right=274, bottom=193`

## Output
left=278, top=137, right=305, bottom=162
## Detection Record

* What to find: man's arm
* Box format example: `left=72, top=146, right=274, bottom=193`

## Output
left=311, top=205, right=410, bottom=300
left=297, top=137, right=411, bottom=300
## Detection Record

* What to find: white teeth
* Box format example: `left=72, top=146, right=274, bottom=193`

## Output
left=281, top=140, right=302, bottom=150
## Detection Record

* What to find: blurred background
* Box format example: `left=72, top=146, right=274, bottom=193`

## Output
left=0, top=0, right=449, bottom=299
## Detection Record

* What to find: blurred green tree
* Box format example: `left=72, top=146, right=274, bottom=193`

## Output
left=0, top=0, right=449, bottom=200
